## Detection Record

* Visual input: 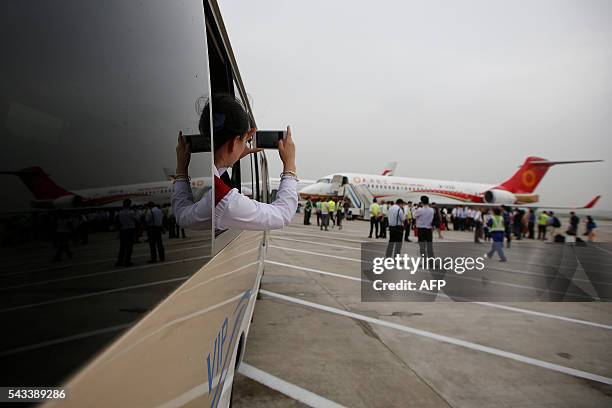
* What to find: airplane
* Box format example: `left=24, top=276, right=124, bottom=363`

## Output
left=299, top=156, right=603, bottom=209
left=0, top=166, right=210, bottom=209
left=1, top=162, right=399, bottom=210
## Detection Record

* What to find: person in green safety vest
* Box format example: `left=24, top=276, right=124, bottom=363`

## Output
left=485, top=207, right=507, bottom=262
left=336, top=199, right=345, bottom=230
left=368, top=198, right=381, bottom=238
left=328, top=198, right=336, bottom=228
left=537, top=210, right=549, bottom=240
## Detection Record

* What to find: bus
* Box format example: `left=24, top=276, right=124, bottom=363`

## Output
left=0, top=1, right=267, bottom=406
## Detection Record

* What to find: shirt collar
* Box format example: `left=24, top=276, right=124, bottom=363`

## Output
left=213, top=165, right=228, bottom=177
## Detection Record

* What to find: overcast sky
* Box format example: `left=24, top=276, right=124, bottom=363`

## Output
left=219, top=0, right=612, bottom=210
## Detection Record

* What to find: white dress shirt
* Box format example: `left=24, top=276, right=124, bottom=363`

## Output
left=387, top=204, right=406, bottom=227
left=172, top=165, right=298, bottom=231
left=413, top=206, right=434, bottom=229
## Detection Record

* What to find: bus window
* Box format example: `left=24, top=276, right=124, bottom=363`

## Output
left=0, top=0, right=213, bottom=389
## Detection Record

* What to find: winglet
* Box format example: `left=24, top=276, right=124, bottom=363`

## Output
left=582, top=195, right=601, bottom=209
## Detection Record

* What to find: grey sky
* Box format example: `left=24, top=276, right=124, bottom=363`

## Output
left=220, top=0, right=612, bottom=210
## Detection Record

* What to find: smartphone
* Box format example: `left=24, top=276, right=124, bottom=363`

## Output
left=255, top=130, right=286, bottom=149
left=183, top=134, right=211, bottom=153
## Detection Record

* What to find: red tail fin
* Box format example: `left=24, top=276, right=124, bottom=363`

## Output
left=497, top=157, right=552, bottom=194
left=1, top=167, right=71, bottom=200
left=497, top=157, right=603, bottom=194
left=583, top=195, right=601, bottom=209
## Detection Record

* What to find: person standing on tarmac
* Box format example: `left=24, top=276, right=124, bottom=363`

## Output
left=303, top=199, right=312, bottom=225
left=368, top=198, right=381, bottom=238
left=328, top=198, right=336, bottom=228
left=473, top=207, right=483, bottom=243
left=485, top=207, right=507, bottom=262
left=336, top=200, right=344, bottom=230
left=379, top=201, right=389, bottom=238
left=386, top=199, right=405, bottom=257
left=403, top=201, right=413, bottom=242
left=116, top=199, right=138, bottom=267
left=172, top=94, right=298, bottom=232
left=320, top=198, right=329, bottom=231
left=537, top=210, right=549, bottom=240
left=413, top=195, right=435, bottom=260
left=145, top=202, right=165, bottom=263
left=315, top=199, right=322, bottom=227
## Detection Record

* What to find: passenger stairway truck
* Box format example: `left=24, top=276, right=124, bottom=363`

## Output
left=330, top=175, right=375, bottom=219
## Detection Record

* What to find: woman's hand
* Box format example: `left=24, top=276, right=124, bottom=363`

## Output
left=176, top=131, right=191, bottom=175
left=239, top=128, right=262, bottom=159
left=278, top=126, right=296, bottom=173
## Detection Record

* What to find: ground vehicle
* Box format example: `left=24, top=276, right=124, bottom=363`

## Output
left=0, top=1, right=265, bottom=406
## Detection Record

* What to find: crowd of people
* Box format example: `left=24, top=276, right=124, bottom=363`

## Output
left=300, top=194, right=600, bottom=264
left=303, top=197, right=351, bottom=231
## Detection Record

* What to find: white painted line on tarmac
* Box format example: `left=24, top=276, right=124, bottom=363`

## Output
left=272, top=230, right=368, bottom=244
left=272, top=236, right=360, bottom=251
left=267, top=260, right=363, bottom=282
left=269, top=245, right=360, bottom=262
left=265, top=260, right=612, bottom=330
left=472, top=302, right=612, bottom=330
left=269, top=245, right=597, bottom=301
left=260, top=290, right=612, bottom=386
left=239, top=362, right=347, bottom=408
left=0, top=323, right=134, bottom=357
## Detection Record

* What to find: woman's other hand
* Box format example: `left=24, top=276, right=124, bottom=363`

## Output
left=278, top=126, right=296, bottom=173
left=176, top=131, right=191, bottom=175
left=239, top=128, right=262, bottom=159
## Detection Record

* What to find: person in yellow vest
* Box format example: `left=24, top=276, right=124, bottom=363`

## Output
left=368, top=198, right=381, bottom=238
left=484, top=207, right=507, bottom=262
left=328, top=198, right=336, bottom=228
left=336, top=199, right=345, bottom=230
left=537, top=210, right=549, bottom=240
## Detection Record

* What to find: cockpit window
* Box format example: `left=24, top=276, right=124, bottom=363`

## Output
left=316, top=178, right=331, bottom=183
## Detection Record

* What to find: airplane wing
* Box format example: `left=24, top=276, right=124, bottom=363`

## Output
left=431, top=195, right=601, bottom=210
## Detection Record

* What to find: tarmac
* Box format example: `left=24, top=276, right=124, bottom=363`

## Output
left=233, top=215, right=612, bottom=408
left=0, top=215, right=611, bottom=407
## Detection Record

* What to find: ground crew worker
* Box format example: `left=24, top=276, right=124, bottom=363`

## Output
left=304, top=199, right=312, bottom=225
left=537, top=210, right=549, bottom=240
left=328, top=198, right=336, bottom=227
left=368, top=198, right=381, bottom=238
left=485, top=207, right=507, bottom=262
left=336, top=200, right=344, bottom=230
left=172, top=94, right=297, bottom=232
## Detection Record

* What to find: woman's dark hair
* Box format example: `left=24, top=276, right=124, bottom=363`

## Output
left=199, top=94, right=251, bottom=151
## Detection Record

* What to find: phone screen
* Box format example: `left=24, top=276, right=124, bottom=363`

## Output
left=255, top=130, right=286, bottom=149
left=183, top=134, right=211, bottom=153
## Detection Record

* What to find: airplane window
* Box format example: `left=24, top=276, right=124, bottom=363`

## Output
left=316, top=178, right=331, bottom=184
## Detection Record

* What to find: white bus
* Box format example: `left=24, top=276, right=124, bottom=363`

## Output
left=0, top=1, right=267, bottom=406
